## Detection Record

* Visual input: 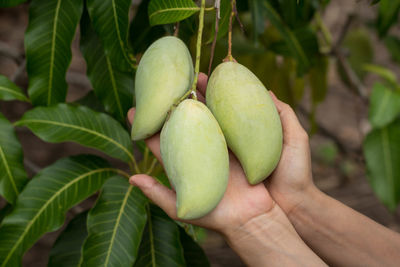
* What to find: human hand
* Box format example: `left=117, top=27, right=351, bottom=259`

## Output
left=265, top=93, right=316, bottom=216
left=127, top=73, right=276, bottom=236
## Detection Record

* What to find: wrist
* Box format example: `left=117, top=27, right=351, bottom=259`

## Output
left=222, top=202, right=326, bottom=267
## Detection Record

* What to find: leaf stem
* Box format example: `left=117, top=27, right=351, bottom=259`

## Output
left=146, top=158, right=158, bottom=175
left=189, top=0, right=206, bottom=101
left=225, top=0, right=236, bottom=62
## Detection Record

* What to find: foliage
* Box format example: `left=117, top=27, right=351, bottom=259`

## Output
left=0, top=0, right=399, bottom=265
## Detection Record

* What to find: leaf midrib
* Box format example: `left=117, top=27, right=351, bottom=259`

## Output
left=149, top=7, right=200, bottom=20
left=47, top=0, right=62, bottom=106
left=1, top=168, right=115, bottom=267
left=103, top=185, right=133, bottom=266
left=0, top=86, right=28, bottom=101
left=381, top=128, right=394, bottom=203
left=111, top=0, right=133, bottom=68
left=105, top=56, right=123, bottom=119
left=0, top=146, right=18, bottom=198
left=16, top=119, right=134, bottom=162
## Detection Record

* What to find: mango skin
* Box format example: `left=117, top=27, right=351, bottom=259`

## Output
left=206, top=62, right=283, bottom=185
left=131, top=36, right=193, bottom=140
left=160, top=99, right=229, bottom=219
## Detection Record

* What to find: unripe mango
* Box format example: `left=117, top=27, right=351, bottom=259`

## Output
left=160, top=99, right=229, bottom=219
left=131, top=36, right=193, bottom=140
left=206, top=62, right=282, bottom=185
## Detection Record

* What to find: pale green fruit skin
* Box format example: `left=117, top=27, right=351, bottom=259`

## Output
left=131, top=36, right=193, bottom=140
left=160, top=99, right=229, bottom=220
left=206, top=62, right=283, bottom=185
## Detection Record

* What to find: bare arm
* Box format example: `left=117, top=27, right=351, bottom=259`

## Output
left=288, top=186, right=400, bottom=266
left=268, top=92, right=400, bottom=266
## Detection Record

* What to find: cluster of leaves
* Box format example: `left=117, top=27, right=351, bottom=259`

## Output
left=361, top=0, right=400, bottom=211
left=0, top=0, right=209, bottom=266
left=0, top=0, right=399, bottom=265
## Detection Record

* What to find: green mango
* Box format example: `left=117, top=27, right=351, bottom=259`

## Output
left=206, top=61, right=282, bottom=184
left=131, top=36, right=193, bottom=140
left=160, top=99, right=229, bottom=219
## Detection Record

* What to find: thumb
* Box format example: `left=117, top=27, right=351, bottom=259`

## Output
left=130, top=174, right=178, bottom=219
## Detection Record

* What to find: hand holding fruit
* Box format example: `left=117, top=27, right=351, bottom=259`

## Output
left=128, top=73, right=276, bottom=234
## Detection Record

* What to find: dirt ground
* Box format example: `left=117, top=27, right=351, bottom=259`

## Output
left=0, top=0, right=400, bottom=266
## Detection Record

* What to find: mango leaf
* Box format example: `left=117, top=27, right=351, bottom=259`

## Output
left=25, top=0, right=83, bottom=106
left=0, top=75, right=29, bottom=102
left=363, top=64, right=399, bottom=90
left=87, top=0, right=135, bottom=70
left=0, top=0, right=26, bottom=7
left=48, top=212, right=88, bottom=267
left=81, top=177, right=147, bottom=267
left=384, top=35, right=400, bottom=64
left=363, top=119, right=400, bottom=211
left=0, top=155, right=115, bottom=266
left=249, top=0, right=265, bottom=43
left=134, top=205, right=185, bottom=267
left=179, top=227, right=210, bottom=267
left=80, top=7, right=134, bottom=123
left=376, top=0, right=400, bottom=37
left=75, top=91, right=106, bottom=113
left=261, top=0, right=309, bottom=74
left=369, top=83, right=400, bottom=128
left=339, top=28, right=373, bottom=83
left=207, top=0, right=231, bottom=44
left=148, top=0, right=199, bottom=26
left=129, top=0, right=166, bottom=54
left=0, top=113, right=27, bottom=204
left=15, top=104, right=135, bottom=163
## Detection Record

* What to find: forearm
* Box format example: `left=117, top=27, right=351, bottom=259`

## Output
left=223, top=203, right=326, bottom=267
left=290, top=185, right=400, bottom=266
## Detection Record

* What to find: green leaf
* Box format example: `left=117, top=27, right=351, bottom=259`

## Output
left=48, top=212, right=88, bottom=267
left=340, top=28, right=373, bottom=82
left=363, top=119, right=400, bottom=211
left=206, top=0, right=231, bottom=44
left=309, top=56, right=329, bottom=103
left=80, top=7, right=134, bottom=123
left=261, top=1, right=309, bottom=74
left=15, top=104, right=134, bottom=163
left=0, top=155, right=115, bottom=266
left=81, top=177, right=147, bottom=267
left=148, top=0, right=199, bottom=26
left=74, top=91, right=106, bottom=113
left=134, top=205, right=185, bottom=267
left=0, top=0, right=26, bottom=7
left=376, top=0, right=400, bottom=37
left=129, top=0, right=166, bottom=54
left=87, top=0, right=134, bottom=71
left=369, top=83, right=400, bottom=128
left=363, top=64, right=398, bottom=90
left=0, top=113, right=28, bottom=204
left=25, top=0, right=83, bottom=106
left=179, top=227, right=210, bottom=267
left=249, top=0, right=265, bottom=43
left=0, top=75, right=29, bottom=102
left=384, top=35, right=400, bottom=64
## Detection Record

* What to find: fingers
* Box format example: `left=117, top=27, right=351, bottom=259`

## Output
left=197, top=73, right=208, bottom=96
left=130, top=175, right=178, bottom=219
left=269, top=91, right=309, bottom=146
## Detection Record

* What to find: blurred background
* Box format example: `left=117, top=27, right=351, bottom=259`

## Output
left=1, top=0, right=400, bottom=266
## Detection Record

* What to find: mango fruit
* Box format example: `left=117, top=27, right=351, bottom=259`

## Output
left=206, top=61, right=282, bottom=184
left=160, top=99, right=229, bottom=219
left=131, top=36, right=193, bottom=140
